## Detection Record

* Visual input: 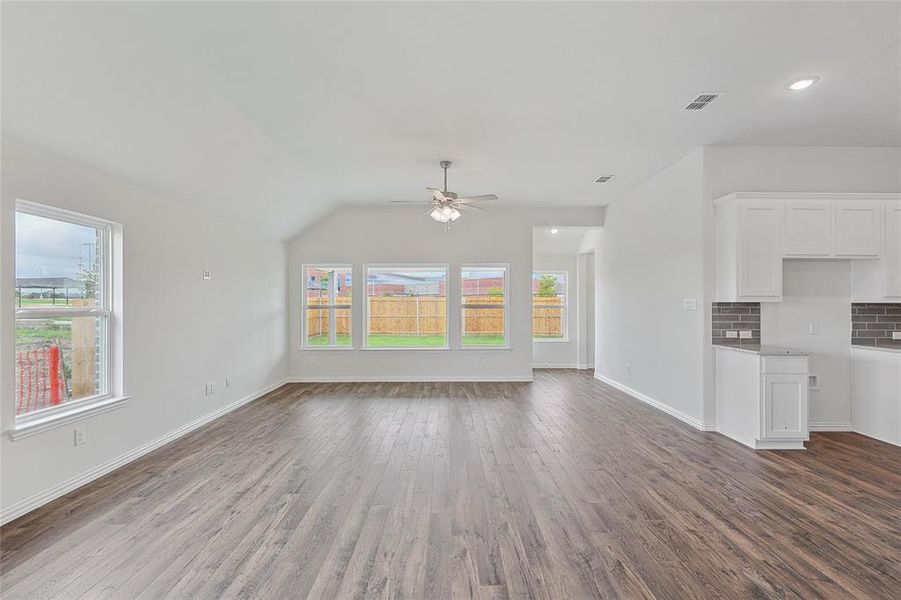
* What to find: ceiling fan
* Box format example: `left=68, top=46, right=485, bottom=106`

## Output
left=391, top=161, right=497, bottom=227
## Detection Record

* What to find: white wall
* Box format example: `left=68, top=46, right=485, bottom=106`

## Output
left=287, top=205, right=603, bottom=381
left=532, top=254, right=578, bottom=368
left=1, top=138, right=288, bottom=521
left=590, top=148, right=708, bottom=424
left=761, top=260, right=852, bottom=428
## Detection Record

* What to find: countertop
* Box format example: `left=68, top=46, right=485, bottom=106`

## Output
left=851, top=345, right=901, bottom=354
left=712, top=343, right=811, bottom=356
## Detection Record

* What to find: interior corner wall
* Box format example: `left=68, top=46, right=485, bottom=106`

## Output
left=532, top=254, right=579, bottom=368
left=286, top=205, right=603, bottom=382
left=590, top=148, right=707, bottom=424
left=1, top=138, right=288, bottom=521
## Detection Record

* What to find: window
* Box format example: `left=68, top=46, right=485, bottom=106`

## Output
left=303, top=265, right=352, bottom=348
left=461, top=265, right=508, bottom=348
left=14, top=201, right=119, bottom=422
left=532, top=271, right=567, bottom=341
left=366, top=266, right=447, bottom=348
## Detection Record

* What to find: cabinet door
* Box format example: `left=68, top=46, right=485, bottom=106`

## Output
left=738, top=203, right=783, bottom=299
left=762, top=374, right=807, bottom=440
left=885, top=202, right=901, bottom=297
left=834, top=203, right=883, bottom=257
left=784, top=202, right=832, bottom=256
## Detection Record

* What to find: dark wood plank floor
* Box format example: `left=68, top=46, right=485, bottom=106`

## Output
left=1, top=370, right=899, bottom=599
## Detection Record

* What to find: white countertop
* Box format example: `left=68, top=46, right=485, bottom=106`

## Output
left=851, top=345, right=901, bottom=354
left=713, top=344, right=810, bottom=357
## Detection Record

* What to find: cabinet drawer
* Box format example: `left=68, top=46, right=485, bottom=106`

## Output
left=762, top=356, right=808, bottom=374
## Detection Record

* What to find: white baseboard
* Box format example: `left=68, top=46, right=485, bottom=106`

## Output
left=289, top=375, right=533, bottom=383
left=810, top=422, right=853, bottom=432
left=0, top=378, right=289, bottom=526
left=593, top=373, right=716, bottom=431
left=852, top=429, right=901, bottom=447
left=533, top=363, right=580, bottom=369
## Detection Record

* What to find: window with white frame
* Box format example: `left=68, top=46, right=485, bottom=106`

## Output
left=14, top=201, right=118, bottom=421
left=532, top=271, right=567, bottom=341
left=461, top=265, right=508, bottom=347
left=303, top=265, right=352, bottom=347
left=366, top=266, right=447, bottom=348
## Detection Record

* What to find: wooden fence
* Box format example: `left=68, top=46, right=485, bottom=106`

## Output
left=305, top=296, right=563, bottom=337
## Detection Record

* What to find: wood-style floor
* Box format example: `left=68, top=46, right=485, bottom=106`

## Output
left=1, top=370, right=899, bottom=599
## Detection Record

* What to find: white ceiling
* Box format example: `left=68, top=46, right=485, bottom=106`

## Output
left=2, top=2, right=899, bottom=240
left=533, top=227, right=599, bottom=256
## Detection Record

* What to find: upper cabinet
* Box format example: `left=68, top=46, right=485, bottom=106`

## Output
left=885, top=203, right=901, bottom=298
left=784, top=202, right=832, bottom=256
left=833, top=202, right=883, bottom=257
left=715, top=193, right=900, bottom=303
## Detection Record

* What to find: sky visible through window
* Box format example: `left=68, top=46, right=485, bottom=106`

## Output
left=15, top=212, right=98, bottom=279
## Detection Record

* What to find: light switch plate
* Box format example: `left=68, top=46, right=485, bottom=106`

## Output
left=893, top=332, right=901, bottom=340
left=739, top=330, right=752, bottom=339
left=682, top=298, right=697, bottom=310
left=725, top=331, right=738, bottom=339
left=809, top=321, right=819, bottom=335
left=202, top=268, right=212, bottom=280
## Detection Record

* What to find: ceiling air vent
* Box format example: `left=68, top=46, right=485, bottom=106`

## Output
left=595, top=175, right=614, bottom=183
left=683, top=92, right=721, bottom=111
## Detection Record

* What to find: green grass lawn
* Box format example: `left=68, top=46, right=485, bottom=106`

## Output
left=306, top=334, right=506, bottom=347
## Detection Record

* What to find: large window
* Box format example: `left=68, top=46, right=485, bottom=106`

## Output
left=461, top=265, right=508, bottom=347
left=15, top=201, right=117, bottom=420
left=303, top=265, right=352, bottom=348
left=532, top=271, right=567, bottom=341
left=366, top=266, right=447, bottom=348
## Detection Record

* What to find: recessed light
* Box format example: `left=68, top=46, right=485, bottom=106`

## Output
left=550, top=228, right=559, bottom=235
left=786, top=76, right=818, bottom=91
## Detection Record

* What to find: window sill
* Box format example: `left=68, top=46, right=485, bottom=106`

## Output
left=361, top=347, right=450, bottom=352
left=300, top=346, right=355, bottom=351
left=533, top=339, right=570, bottom=344
left=10, top=396, right=129, bottom=441
left=457, top=346, right=513, bottom=351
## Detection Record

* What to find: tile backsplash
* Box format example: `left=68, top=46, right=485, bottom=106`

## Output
left=712, top=302, right=761, bottom=345
left=851, top=303, right=901, bottom=349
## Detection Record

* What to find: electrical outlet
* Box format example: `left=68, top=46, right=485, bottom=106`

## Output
left=74, top=427, right=86, bottom=447
left=682, top=298, right=697, bottom=310
left=210, top=382, right=216, bottom=395
left=202, top=268, right=212, bottom=280
left=725, top=331, right=738, bottom=339
left=626, top=362, right=632, bottom=376
left=739, top=330, right=752, bottom=339
left=225, top=377, right=231, bottom=389
left=808, top=321, right=819, bottom=335
left=308, top=356, right=316, bottom=366
left=893, top=332, right=901, bottom=340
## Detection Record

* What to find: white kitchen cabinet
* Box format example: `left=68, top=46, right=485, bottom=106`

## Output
left=715, top=198, right=783, bottom=301
left=784, top=202, right=832, bottom=256
left=716, top=193, right=900, bottom=303
left=738, top=203, right=783, bottom=299
left=715, top=346, right=809, bottom=450
left=833, top=202, right=883, bottom=257
left=762, top=373, right=807, bottom=440
left=884, top=202, right=901, bottom=298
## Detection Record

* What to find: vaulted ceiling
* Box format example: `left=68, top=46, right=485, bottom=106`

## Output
left=3, top=2, right=898, bottom=240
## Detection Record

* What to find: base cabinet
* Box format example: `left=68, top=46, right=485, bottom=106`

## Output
left=715, top=348, right=809, bottom=450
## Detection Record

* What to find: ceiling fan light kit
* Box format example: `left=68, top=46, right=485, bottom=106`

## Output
left=390, top=160, right=497, bottom=229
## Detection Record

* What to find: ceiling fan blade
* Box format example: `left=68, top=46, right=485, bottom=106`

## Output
left=457, top=202, right=486, bottom=212
left=456, top=194, right=498, bottom=203
left=389, top=200, right=433, bottom=204
left=427, top=187, right=448, bottom=202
